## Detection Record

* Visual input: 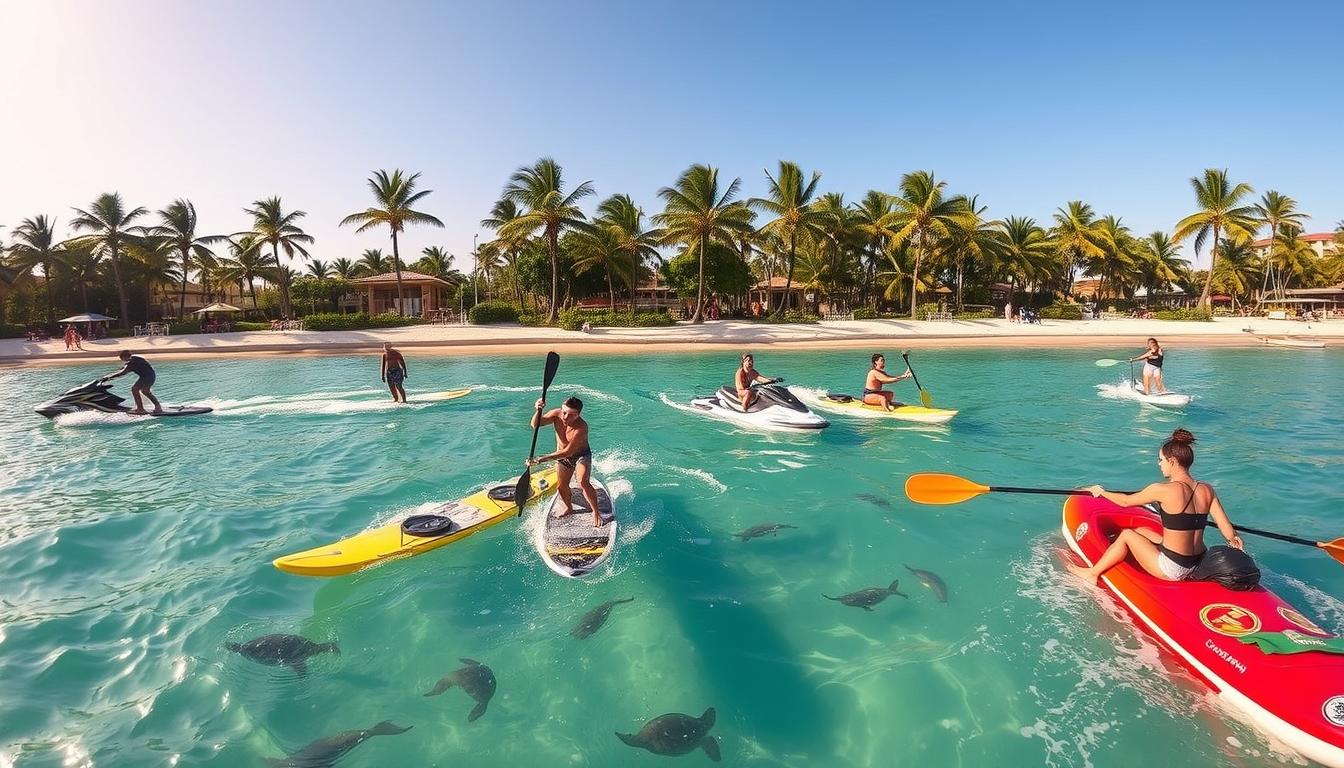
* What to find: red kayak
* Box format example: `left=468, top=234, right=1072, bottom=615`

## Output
left=1063, top=494, right=1344, bottom=767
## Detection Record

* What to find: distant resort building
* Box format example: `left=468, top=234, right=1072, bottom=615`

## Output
left=152, top=281, right=249, bottom=320
left=1250, top=232, right=1336, bottom=259
left=351, top=271, right=453, bottom=316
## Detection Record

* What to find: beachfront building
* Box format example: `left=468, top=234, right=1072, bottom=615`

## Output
left=152, top=281, right=250, bottom=320
left=575, top=277, right=680, bottom=311
left=1070, top=277, right=1125, bottom=302
left=749, top=277, right=807, bottom=314
left=351, top=271, right=452, bottom=317
left=1250, top=232, right=1337, bottom=259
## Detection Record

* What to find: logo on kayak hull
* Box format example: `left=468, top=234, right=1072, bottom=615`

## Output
left=1279, top=606, right=1328, bottom=636
left=1324, top=696, right=1344, bottom=727
left=1074, top=522, right=1088, bottom=541
left=1200, top=604, right=1261, bottom=637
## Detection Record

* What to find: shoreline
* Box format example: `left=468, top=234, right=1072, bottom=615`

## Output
left=3, top=317, right=1337, bottom=367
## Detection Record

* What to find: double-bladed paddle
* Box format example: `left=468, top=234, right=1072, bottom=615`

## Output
left=901, top=351, right=934, bottom=408
left=903, top=472, right=1344, bottom=565
left=515, top=351, right=561, bottom=508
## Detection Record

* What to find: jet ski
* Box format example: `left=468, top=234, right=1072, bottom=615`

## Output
left=688, top=379, right=829, bottom=432
left=34, top=378, right=213, bottom=419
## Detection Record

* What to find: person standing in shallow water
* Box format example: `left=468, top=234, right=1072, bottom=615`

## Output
left=1066, top=428, right=1243, bottom=585
left=380, top=343, right=408, bottom=403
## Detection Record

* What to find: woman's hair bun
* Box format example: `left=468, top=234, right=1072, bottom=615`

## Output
left=1170, top=428, right=1196, bottom=445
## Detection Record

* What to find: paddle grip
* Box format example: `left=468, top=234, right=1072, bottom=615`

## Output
left=901, top=353, right=924, bottom=391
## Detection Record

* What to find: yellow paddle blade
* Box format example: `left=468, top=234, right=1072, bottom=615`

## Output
left=904, top=473, right=991, bottom=505
left=919, top=388, right=934, bottom=408
left=1320, top=539, right=1344, bottom=566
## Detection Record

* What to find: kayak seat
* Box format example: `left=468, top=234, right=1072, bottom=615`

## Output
left=402, top=514, right=456, bottom=537
left=487, top=485, right=516, bottom=502
left=827, top=393, right=855, bottom=403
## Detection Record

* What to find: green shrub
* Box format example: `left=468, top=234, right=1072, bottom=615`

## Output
left=557, top=307, right=586, bottom=331
left=468, top=301, right=521, bottom=325
left=852, top=307, right=878, bottom=320
left=954, top=310, right=995, bottom=320
left=169, top=320, right=201, bottom=334
left=1154, top=307, right=1212, bottom=322
left=0, top=324, right=27, bottom=338
left=1039, top=304, right=1083, bottom=320
left=235, top=321, right=271, bottom=331
left=558, top=308, right=675, bottom=330
left=761, top=310, right=820, bottom=324
left=303, top=312, right=424, bottom=331
left=517, top=312, right=547, bottom=327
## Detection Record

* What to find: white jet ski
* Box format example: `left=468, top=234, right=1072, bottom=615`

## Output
left=688, top=379, right=829, bottom=432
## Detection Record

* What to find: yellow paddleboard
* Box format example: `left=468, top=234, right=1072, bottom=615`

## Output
left=274, top=468, right=558, bottom=576
left=409, top=388, right=473, bottom=402
left=816, top=394, right=957, bottom=424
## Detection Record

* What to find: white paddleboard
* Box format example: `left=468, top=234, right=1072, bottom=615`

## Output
left=535, top=477, right=617, bottom=578
left=1096, top=380, right=1191, bottom=409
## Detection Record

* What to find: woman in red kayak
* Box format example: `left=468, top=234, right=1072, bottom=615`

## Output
left=1067, top=428, right=1244, bottom=585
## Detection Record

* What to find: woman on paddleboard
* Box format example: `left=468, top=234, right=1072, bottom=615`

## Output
left=1067, top=429, right=1243, bottom=584
left=1130, top=338, right=1166, bottom=395
left=862, top=354, right=913, bottom=412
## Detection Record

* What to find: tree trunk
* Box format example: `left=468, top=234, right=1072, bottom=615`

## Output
left=909, top=237, right=923, bottom=320
left=108, top=237, right=131, bottom=329
left=178, top=246, right=190, bottom=320
left=546, top=226, right=560, bottom=324
left=273, top=243, right=292, bottom=318
left=248, top=278, right=259, bottom=309
left=391, top=228, right=405, bottom=316
left=690, top=233, right=706, bottom=323
left=776, top=232, right=797, bottom=318
left=79, top=279, right=89, bottom=312
left=607, top=265, right=616, bottom=310
left=1198, top=223, right=1218, bottom=308
left=44, top=258, right=56, bottom=331
left=513, top=253, right=526, bottom=312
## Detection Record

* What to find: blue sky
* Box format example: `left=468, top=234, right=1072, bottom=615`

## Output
left=2, top=0, right=1341, bottom=271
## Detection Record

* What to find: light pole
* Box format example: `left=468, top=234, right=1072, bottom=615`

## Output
left=472, top=234, right=479, bottom=306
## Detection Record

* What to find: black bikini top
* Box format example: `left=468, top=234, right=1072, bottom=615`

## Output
left=1156, top=481, right=1207, bottom=531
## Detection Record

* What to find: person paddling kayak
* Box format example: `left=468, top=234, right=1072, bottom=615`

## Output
left=105, top=350, right=162, bottom=415
left=1066, top=428, right=1244, bottom=585
left=380, top=343, right=408, bottom=403
left=862, top=353, right=913, bottom=412
left=735, top=353, right=774, bottom=411
left=526, top=396, right=605, bottom=527
left=1130, top=337, right=1167, bottom=395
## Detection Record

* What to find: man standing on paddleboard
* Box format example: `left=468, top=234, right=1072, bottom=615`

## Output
left=527, top=396, right=605, bottom=527
left=380, top=343, right=408, bottom=403
left=105, top=350, right=162, bottom=415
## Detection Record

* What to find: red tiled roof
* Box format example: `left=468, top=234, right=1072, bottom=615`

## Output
left=752, top=276, right=807, bottom=289
left=351, top=270, right=450, bottom=286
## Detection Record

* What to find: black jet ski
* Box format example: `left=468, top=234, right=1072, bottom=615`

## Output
left=34, top=379, right=213, bottom=419
left=688, top=379, right=829, bottom=432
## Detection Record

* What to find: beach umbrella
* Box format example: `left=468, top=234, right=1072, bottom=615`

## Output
left=195, top=303, right=243, bottom=314
left=59, top=313, right=115, bottom=323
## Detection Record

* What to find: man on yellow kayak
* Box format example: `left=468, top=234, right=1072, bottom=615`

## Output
left=526, top=396, right=605, bottom=527
left=863, top=354, right=913, bottom=412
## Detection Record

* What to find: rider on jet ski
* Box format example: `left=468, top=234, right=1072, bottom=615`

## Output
left=735, top=353, right=775, bottom=410
left=105, top=350, right=162, bottom=415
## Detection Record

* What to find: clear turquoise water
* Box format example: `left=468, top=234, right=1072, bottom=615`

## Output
left=1, top=347, right=1342, bottom=768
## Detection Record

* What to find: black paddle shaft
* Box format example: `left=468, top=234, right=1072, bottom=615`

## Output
left=515, top=352, right=561, bottom=507
left=901, top=352, right=924, bottom=391
left=991, top=485, right=1319, bottom=547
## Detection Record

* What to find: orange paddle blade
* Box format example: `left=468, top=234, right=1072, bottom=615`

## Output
left=904, top=473, right=991, bottom=505
left=1320, top=539, right=1344, bottom=566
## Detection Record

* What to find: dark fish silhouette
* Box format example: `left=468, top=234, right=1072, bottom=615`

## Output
left=824, top=580, right=908, bottom=610
left=424, top=658, right=496, bottom=721
left=225, top=634, right=338, bottom=676
left=264, top=721, right=410, bottom=768
left=572, top=597, right=635, bottom=639
left=855, top=493, right=892, bottom=510
left=905, top=564, right=948, bottom=602
left=617, top=707, right=720, bottom=761
left=733, top=523, right=797, bottom=541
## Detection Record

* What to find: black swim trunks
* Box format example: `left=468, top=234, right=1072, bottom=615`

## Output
left=386, top=367, right=405, bottom=385
left=558, top=448, right=593, bottom=469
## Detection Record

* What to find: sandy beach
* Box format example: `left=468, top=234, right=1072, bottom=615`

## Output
left=3, top=316, right=1337, bottom=367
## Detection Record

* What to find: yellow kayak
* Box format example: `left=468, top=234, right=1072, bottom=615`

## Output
left=273, top=468, right=558, bottom=576
left=813, top=392, right=957, bottom=424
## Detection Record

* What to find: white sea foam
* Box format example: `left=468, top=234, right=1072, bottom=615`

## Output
left=666, top=466, right=727, bottom=493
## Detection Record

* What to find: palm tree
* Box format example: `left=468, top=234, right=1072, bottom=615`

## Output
left=69, top=193, right=148, bottom=328
left=126, top=233, right=180, bottom=320
left=473, top=242, right=504, bottom=298
left=306, top=259, right=332, bottom=279
left=413, top=246, right=465, bottom=291
left=1087, top=216, right=1139, bottom=300
left=595, top=194, right=663, bottom=314
left=936, top=195, right=1001, bottom=311
left=243, top=197, right=313, bottom=317
left=62, top=240, right=100, bottom=312
left=994, top=216, right=1052, bottom=301
left=357, top=248, right=388, bottom=276
left=498, top=158, right=594, bottom=323
left=654, top=164, right=755, bottom=323
left=481, top=198, right=533, bottom=310
left=1211, top=238, right=1261, bottom=305
left=1267, top=227, right=1321, bottom=290
left=851, top=191, right=900, bottom=308
left=8, top=216, right=67, bottom=329
left=568, top=225, right=625, bottom=308
left=339, top=169, right=444, bottom=316
left=219, top=235, right=272, bottom=309
left=1137, top=232, right=1189, bottom=307
left=1050, top=201, right=1108, bottom=298
left=151, top=200, right=223, bottom=321
left=750, top=161, right=831, bottom=317
left=1172, top=169, right=1257, bottom=307
left=331, top=257, right=360, bottom=280
left=888, top=171, right=973, bottom=318
left=1253, top=191, right=1308, bottom=300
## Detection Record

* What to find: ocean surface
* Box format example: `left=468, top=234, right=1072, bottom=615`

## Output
left=1, top=346, right=1342, bottom=768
